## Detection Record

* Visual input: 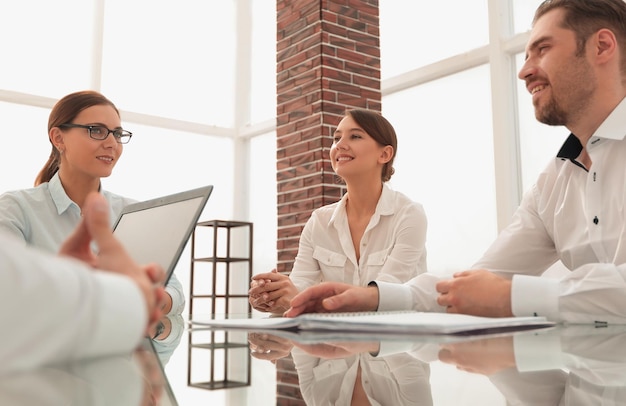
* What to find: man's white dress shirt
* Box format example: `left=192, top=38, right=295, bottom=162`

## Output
left=377, top=97, right=626, bottom=323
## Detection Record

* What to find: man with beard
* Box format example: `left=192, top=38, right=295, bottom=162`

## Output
left=285, top=0, right=626, bottom=325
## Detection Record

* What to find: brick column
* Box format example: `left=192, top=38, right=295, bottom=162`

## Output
left=275, top=1, right=381, bottom=404
left=276, top=0, right=381, bottom=274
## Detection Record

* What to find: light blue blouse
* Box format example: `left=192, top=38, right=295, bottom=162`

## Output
left=0, top=172, right=185, bottom=314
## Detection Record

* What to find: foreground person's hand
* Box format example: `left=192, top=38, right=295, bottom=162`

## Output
left=60, top=192, right=167, bottom=335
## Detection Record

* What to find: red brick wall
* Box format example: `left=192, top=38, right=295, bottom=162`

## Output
left=276, top=0, right=382, bottom=274
left=275, top=0, right=381, bottom=403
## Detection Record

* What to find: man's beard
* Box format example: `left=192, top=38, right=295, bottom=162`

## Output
left=535, top=96, right=568, bottom=126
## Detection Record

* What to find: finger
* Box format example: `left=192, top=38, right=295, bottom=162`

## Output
left=289, top=285, right=321, bottom=308
left=435, top=279, right=451, bottom=293
left=145, top=263, right=166, bottom=285
left=82, top=192, right=121, bottom=253
left=322, top=291, right=353, bottom=311
left=253, top=272, right=288, bottom=283
left=249, top=284, right=270, bottom=296
left=58, top=218, right=96, bottom=265
left=283, top=305, right=303, bottom=317
left=437, top=348, right=455, bottom=363
left=251, top=271, right=278, bottom=281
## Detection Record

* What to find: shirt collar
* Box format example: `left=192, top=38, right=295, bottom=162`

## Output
left=556, top=97, right=626, bottom=160
left=589, top=96, right=626, bottom=143
left=48, top=172, right=78, bottom=215
left=328, top=183, right=394, bottom=226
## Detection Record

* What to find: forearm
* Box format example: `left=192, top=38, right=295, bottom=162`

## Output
left=374, top=273, right=443, bottom=313
left=1, top=249, right=146, bottom=371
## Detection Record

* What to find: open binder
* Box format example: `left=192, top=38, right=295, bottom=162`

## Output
left=191, top=311, right=555, bottom=335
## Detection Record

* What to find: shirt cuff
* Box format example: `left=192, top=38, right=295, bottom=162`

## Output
left=514, top=329, right=563, bottom=372
left=511, top=274, right=559, bottom=321
left=375, top=340, right=415, bottom=358
left=165, top=274, right=186, bottom=314
left=373, top=281, right=413, bottom=312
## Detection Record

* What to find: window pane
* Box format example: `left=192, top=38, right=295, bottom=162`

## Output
left=380, top=1, right=489, bottom=79
left=0, top=0, right=95, bottom=97
left=512, top=0, right=544, bottom=34
left=0, top=103, right=52, bottom=193
left=250, top=0, right=277, bottom=125
left=101, top=0, right=236, bottom=126
left=249, top=132, right=278, bottom=277
left=515, top=54, right=569, bottom=192
left=382, top=65, right=497, bottom=274
left=109, top=123, right=235, bottom=219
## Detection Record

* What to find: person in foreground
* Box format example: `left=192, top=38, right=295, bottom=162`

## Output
left=249, top=109, right=427, bottom=314
left=286, top=0, right=626, bottom=324
left=0, top=90, right=184, bottom=315
left=0, top=192, right=166, bottom=372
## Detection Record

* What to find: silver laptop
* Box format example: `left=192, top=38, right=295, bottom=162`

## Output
left=112, top=185, right=213, bottom=285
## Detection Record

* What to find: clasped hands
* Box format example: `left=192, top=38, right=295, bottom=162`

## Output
left=248, top=269, right=299, bottom=314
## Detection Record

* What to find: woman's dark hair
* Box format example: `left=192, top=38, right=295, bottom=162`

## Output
left=345, top=109, right=397, bottom=182
left=35, top=90, right=119, bottom=186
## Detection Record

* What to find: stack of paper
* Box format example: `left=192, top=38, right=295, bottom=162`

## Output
left=191, top=311, right=554, bottom=335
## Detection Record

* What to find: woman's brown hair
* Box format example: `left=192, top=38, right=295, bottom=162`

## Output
left=34, top=90, right=119, bottom=186
left=345, top=109, right=398, bottom=182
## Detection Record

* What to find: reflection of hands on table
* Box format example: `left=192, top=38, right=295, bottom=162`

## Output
left=248, top=332, right=294, bottom=363
left=133, top=345, right=165, bottom=406
left=437, top=336, right=516, bottom=376
left=148, top=315, right=173, bottom=340
left=292, top=341, right=381, bottom=359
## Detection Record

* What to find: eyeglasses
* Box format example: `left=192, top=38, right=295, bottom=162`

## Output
left=59, top=123, right=133, bottom=144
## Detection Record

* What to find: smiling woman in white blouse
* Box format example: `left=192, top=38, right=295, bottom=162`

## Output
left=249, top=109, right=428, bottom=314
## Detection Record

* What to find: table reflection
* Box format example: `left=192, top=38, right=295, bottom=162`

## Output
left=243, top=324, right=626, bottom=405
left=6, top=321, right=625, bottom=405
left=0, top=337, right=171, bottom=406
left=151, top=314, right=184, bottom=366
left=482, top=325, right=626, bottom=405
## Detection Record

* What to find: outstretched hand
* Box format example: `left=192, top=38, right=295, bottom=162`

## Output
left=59, top=192, right=167, bottom=335
left=284, top=282, right=379, bottom=317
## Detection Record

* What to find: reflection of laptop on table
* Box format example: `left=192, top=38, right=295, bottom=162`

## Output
left=112, top=185, right=213, bottom=285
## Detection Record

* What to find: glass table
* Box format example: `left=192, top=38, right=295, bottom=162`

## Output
left=4, top=315, right=624, bottom=405
left=159, top=316, right=626, bottom=405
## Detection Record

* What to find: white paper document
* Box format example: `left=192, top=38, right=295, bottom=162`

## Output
left=191, top=311, right=555, bottom=335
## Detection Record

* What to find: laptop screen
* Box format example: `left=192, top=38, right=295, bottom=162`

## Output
left=112, top=185, right=213, bottom=284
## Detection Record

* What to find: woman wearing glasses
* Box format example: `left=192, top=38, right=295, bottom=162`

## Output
left=0, top=90, right=184, bottom=315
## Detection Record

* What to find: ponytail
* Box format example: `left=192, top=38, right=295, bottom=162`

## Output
left=34, top=146, right=61, bottom=186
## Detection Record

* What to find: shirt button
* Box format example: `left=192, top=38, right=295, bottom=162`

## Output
left=593, top=216, right=599, bottom=225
